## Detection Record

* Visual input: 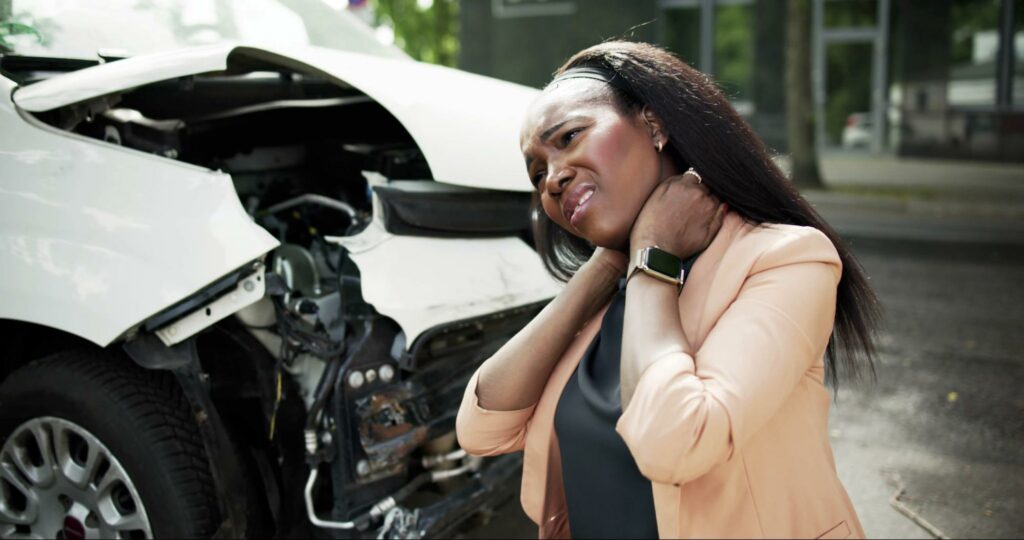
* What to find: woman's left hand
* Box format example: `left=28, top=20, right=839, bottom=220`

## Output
left=629, top=171, right=727, bottom=259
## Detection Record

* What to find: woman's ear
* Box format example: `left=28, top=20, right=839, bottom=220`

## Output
left=641, top=106, right=668, bottom=149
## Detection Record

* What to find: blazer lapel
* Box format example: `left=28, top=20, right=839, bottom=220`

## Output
left=521, top=303, right=610, bottom=533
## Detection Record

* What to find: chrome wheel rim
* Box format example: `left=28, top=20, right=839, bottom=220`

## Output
left=0, top=416, right=152, bottom=539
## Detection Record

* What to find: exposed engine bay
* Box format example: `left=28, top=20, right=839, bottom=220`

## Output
left=11, top=59, right=545, bottom=537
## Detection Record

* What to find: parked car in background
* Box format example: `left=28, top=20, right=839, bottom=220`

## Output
left=0, top=1, right=557, bottom=538
left=841, top=112, right=873, bottom=150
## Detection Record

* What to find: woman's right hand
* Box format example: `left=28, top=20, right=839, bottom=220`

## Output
left=474, top=247, right=624, bottom=411
left=629, top=171, right=726, bottom=260
left=566, top=247, right=628, bottom=316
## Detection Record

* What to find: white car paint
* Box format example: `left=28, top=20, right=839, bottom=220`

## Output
left=12, top=43, right=237, bottom=113
left=327, top=222, right=560, bottom=345
left=0, top=75, right=280, bottom=346
left=332, top=171, right=559, bottom=343
left=13, top=44, right=540, bottom=193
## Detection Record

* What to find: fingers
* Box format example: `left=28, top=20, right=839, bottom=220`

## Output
left=681, top=169, right=702, bottom=184
left=660, top=173, right=713, bottom=205
left=666, top=170, right=711, bottom=196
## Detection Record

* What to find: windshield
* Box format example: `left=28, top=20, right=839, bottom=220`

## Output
left=0, top=0, right=408, bottom=60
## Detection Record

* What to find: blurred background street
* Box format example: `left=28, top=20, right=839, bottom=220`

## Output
left=2, top=0, right=1021, bottom=538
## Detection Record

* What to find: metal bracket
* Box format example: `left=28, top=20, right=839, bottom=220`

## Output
left=155, top=265, right=266, bottom=346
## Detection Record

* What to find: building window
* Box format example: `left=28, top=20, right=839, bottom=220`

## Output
left=660, top=0, right=755, bottom=112
left=948, top=0, right=1001, bottom=107
left=826, top=41, right=874, bottom=146
left=662, top=5, right=701, bottom=68
left=824, top=0, right=877, bottom=27
left=1014, top=0, right=1024, bottom=105
left=714, top=1, right=754, bottom=104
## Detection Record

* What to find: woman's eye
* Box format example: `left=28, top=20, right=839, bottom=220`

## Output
left=562, top=128, right=582, bottom=145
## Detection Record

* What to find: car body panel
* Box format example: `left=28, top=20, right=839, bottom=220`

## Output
left=13, top=44, right=539, bottom=193
left=327, top=222, right=559, bottom=344
left=0, top=79, right=281, bottom=346
left=11, top=43, right=236, bottom=112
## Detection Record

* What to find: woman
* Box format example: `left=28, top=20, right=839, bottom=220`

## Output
left=456, top=41, right=879, bottom=539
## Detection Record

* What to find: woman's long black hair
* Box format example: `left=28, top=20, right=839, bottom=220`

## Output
left=533, top=41, right=880, bottom=388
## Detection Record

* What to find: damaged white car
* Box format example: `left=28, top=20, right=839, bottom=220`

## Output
left=0, top=2, right=558, bottom=538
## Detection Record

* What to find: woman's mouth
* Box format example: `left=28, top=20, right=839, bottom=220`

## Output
left=563, top=184, right=596, bottom=226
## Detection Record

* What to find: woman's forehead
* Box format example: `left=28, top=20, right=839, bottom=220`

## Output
left=520, top=80, right=613, bottom=145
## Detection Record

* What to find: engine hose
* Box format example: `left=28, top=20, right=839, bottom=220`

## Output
left=304, top=469, right=431, bottom=531
left=304, top=320, right=374, bottom=437
left=305, top=355, right=343, bottom=430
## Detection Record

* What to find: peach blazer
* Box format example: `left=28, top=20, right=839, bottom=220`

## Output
left=456, top=212, right=865, bottom=539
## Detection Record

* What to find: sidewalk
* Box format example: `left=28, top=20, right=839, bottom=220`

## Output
left=775, top=154, right=1024, bottom=245
left=808, top=154, right=1024, bottom=195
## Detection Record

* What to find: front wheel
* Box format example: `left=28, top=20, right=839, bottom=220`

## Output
left=0, top=350, right=220, bottom=539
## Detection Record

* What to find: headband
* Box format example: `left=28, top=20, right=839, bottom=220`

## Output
left=548, top=65, right=634, bottom=97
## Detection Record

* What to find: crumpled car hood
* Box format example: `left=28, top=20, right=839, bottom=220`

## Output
left=13, top=43, right=540, bottom=193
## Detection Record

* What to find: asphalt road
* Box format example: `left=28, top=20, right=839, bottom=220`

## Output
left=829, top=236, right=1024, bottom=539
left=461, top=234, right=1024, bottom=539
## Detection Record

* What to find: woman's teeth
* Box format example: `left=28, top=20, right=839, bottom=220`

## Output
left=574, top=190, right=594, bottom=217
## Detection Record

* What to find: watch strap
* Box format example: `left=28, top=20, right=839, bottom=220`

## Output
left=628, top=247, right=684, bottom=291
left=626, top=247, right=701, bottom=293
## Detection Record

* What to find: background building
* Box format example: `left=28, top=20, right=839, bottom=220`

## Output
left=459, top=0, right=1024, bottom=162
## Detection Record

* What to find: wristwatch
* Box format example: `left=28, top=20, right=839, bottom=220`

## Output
left=628, top=246, right=685, bottom=290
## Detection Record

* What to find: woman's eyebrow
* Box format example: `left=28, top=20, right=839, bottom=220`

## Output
left=539, top=114, right=590, bottom=143
left=539, top=119, right=570, bottom=142
left=524, top=120, right=567, bottom=171
left=525, top=114, right=588, bottom=170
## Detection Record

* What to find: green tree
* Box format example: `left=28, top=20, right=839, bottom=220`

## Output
left=371, top=0, right=458, bottom=66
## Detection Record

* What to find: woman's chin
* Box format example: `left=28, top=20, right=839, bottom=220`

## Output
left=584, top=232, right=630, bottom=253
left=563, top=215, right=629, bottom=252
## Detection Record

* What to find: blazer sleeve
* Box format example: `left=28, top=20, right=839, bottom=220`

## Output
left=615, top=229, right=842, bottom=486
left=455, top=368, right=536, bottom=456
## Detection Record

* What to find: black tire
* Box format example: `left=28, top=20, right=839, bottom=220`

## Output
left=0, top=349, right=220, bottom=538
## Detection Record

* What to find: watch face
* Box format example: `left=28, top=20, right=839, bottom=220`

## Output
left=646, top=247, right=682, bottom=278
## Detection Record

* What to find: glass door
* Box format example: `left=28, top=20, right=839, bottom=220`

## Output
left=824, top=41, right=874, bottom=149
left=813, top=0, right=890, bottom=153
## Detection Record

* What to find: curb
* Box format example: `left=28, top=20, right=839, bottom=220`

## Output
left=798, top=191, right=1024, bottom=246
left=802, top=190, right=1024, bottom=221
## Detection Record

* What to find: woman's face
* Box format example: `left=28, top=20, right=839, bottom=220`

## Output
left=520, top=80, right=677, bottom=251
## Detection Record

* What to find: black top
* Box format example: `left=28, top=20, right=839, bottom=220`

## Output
left=553, top=289, right=658, bottom=539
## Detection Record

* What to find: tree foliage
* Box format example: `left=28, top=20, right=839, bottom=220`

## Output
left=714, top=3, right=753, bottom=101
left=371, top=0, right=458, bottom=66
left=0, top=21, right=41, bottom=52
left=0, top=0, right=43, bottom=54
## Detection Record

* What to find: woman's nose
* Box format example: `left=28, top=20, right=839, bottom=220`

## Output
left=544, top=167, right=574, bottom=195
